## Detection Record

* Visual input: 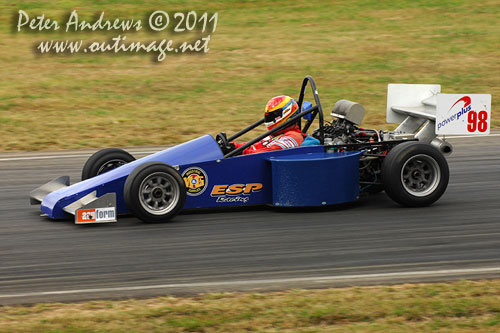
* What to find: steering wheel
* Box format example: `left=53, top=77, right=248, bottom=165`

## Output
left=216, top=132, right=229, bottom=149
left=216, top=132, right=240, bottom=155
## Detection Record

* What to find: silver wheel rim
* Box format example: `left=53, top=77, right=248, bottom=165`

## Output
left=97, top=159, right=127, bottom=175
left=138, top=172, right=180, bottom=215
left=401, top=154, right=441, bottom=197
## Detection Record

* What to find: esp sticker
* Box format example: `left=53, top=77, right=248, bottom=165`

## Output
left=76, top=207, right=116, bottom=224
left=436, top=94, right=491, bottom=135
left=211, top=183, right=263, bottom=196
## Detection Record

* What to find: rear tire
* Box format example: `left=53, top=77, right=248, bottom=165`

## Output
left=124, top=162, right=186, bottom=223
left=382, top=141, right=449, bottom=207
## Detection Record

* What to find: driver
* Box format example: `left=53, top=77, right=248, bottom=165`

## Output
left=226, top=96, right=306, bottom=155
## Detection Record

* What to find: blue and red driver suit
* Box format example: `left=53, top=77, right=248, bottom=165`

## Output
left=233, top=124, right=305, bottom=155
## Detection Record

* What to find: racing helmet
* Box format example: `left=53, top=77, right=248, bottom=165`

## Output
left=264, top=95, right=299, bottom=131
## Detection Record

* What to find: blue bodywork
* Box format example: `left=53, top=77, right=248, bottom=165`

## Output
left=41, top=135, right=362, bottom=219
left=42, top=135, right=222, bottom=218
left=269, top=152, right=361, bottom=206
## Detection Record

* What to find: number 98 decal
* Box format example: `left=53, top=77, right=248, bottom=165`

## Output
left=467, top=110, right=488, bottom=133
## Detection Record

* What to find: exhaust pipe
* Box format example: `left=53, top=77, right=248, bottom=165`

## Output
left=431, top=138, right=453, bottom=156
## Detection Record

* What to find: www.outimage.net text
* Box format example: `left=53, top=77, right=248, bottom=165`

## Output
left=15, top=10, right=218, bottom=62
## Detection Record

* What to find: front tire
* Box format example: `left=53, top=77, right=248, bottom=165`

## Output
left=382, top=141, right=449, bottom=207
left=124, top=162, right=186, bottom=223
left=82, top=148, right=135, bottom=180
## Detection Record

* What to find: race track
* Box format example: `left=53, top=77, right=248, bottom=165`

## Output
left=0, top=136, right=499, bottom=305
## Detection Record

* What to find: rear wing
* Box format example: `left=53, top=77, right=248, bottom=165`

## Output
left=386, top=84, right=492, bottom=154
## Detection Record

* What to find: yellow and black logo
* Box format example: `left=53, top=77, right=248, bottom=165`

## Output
left=182, top=167, right=208, bottom=196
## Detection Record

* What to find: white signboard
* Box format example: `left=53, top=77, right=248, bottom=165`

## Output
left=436, top=94, right=491, bottom=135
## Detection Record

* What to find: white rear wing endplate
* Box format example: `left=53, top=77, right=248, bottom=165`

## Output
left=387, top=84, right=441, bottom=124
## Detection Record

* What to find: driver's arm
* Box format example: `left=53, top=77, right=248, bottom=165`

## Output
left=234, top=132, right=303, bottom=155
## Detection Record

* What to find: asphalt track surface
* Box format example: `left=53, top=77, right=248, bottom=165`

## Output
left=0, top=135, right=499, bottom=305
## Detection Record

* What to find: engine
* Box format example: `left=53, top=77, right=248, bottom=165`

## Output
left=312, top=118, right=381, bottom=145
left=312, top=99, right=382, bottom=145
left=311, top=99, right=384, bottom=191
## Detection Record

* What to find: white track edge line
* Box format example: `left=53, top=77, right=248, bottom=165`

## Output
left=1, top=267, right=499, bottom=298
left=442, top=133, right=500, bottom=139
left=0, top=151, right=159, bottom=162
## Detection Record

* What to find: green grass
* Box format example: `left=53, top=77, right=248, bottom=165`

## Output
left=0, top=0, right=498, bottom=151
left=0, top=280, right=500, bottom=332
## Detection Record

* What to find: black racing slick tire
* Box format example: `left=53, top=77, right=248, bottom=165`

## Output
left=124, top=162, right=186, bottom=223
left=382, top=141, right=449, bottom=207
left=82, top=148, right=135, bottom=181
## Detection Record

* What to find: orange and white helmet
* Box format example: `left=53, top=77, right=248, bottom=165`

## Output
left=264, top=96, right=299, bottom=131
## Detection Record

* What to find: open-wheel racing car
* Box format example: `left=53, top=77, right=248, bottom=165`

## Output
left=31, top=76, right=485, bottom=224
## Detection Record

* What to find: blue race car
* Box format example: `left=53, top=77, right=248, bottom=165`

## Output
left=30, top=76, right=451, bottom=224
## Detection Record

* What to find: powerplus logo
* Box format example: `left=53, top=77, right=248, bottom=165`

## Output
left=437, top=96, right=471, bottom=131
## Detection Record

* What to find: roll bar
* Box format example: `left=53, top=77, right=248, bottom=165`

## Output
left=296, top=75, right=324, bottom=142
left=224, top=76, right=325, bottom=158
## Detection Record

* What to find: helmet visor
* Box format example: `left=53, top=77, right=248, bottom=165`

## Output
left=264, top=108, right=283, bottom=125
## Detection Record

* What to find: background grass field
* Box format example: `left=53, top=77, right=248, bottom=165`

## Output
left=0, top=0, right=498, bottom=151
left=1, top=280, right=499, bottom=332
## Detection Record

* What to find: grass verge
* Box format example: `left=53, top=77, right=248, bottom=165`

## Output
left=1, top=279, right=500, bottom=332
left=0, top=0, right=498, bottom=151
